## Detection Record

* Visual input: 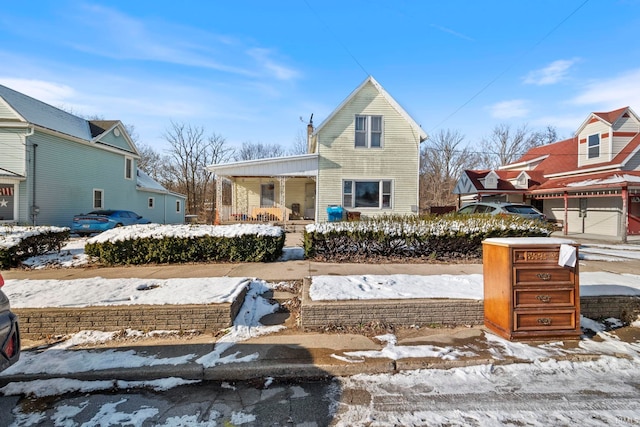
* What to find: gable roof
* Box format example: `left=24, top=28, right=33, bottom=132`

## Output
left=460, top=169, right=545, bottom=193
left=313, top=76, right=427, bottom=142
left=89, top=120, right=121, bottom=138
left=0, top=84, right=92, bottom=140
left=592, top=106, right=631, bottom=126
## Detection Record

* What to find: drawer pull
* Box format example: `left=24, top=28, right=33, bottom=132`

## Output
left=537, top=318, right=552, bottom=326
left=536, top=273, right=552, bottom=281
left=536, top=295, right=551, bottom=303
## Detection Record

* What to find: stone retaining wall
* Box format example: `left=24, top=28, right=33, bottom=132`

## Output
left=301, top=278, right=640, bottom=330
left=15, top=287, right=248, bottom=340
left=13, top=283, right=640, bottom=339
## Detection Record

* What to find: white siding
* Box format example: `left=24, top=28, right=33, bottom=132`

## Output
left=0, top=99, right=21, bottom=121
left=613, top=116, right=640, bottom=133
left=578, top=121, right=612, bottom=167
left=0, top=129, right=26, bottom=176
left=316, top=82, right=420, bottom=221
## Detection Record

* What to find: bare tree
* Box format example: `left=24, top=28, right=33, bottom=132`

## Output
left=163, top=122, right=234, bottom=219
left=420, top=129, right=480, bottom=210
left=136, top=143, right=169, bottom=181
left=234, top=141, right=285, bottom=161
left=288, top=129, right=309, bottom=155
left=480, top=124, right=557, bottom=169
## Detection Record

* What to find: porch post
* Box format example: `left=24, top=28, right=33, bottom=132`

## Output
left=279, top=176, right=286, bottom=225
left=622, top=187, right=628, bottom=243
left=563, top=191, right=568, bottom=235
left=215, top=176, right=223, bottom=224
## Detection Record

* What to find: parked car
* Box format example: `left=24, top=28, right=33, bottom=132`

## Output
left=0, top=272, right=20, bottom=372
left=457, top=202, right=547, bottom=221
left=71, top=210, right=151, bottom=236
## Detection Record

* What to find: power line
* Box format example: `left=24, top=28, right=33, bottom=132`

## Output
left=302, top=0, right=370, bottom=77
left=428, top=0, right=591, bottom=134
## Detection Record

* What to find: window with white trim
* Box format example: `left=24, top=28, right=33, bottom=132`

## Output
left=125, top=157, right=133, bottom=180
left=355, top=115, right=383, bottom=148
left=343, top=180, right=392, bottom=209
left=148, top=197, right=155, bottom=209
left=93, top=189, right=104, bottom=209
left=588, top=134, right=600, bottom=159
left=261, top=183, right=275, bottom=207
left=176, top=200, right=182, bottom=213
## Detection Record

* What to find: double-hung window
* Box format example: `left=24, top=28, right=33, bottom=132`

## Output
left=343, top=180, right=392, bottom=209
left=587, top=134, right=600, bottom=159
left=125, top=157, right=133, bottom=180
left=355, top=115, right=383, bottom=148
left=93, top=189, right=104, bottom=209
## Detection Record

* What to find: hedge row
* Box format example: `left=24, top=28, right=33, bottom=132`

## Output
left=304, top=214, right=555, bottom=262
left=84, top=224, right=286, bottom=265
left=0, top=226, right=70, bottom=269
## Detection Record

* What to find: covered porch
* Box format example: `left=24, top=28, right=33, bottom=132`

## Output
left=208, top=154, right=319, bottom=225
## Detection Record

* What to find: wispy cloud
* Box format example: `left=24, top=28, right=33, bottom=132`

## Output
left=524, top=59, right=578, bottom=85
left=56, top=4, right=300, bottom=82
left=247, top=48, right=300, bottom=81
left=0, top=78, right=77, bottom=106
left=487, top=100, right=530, bottom=119
left=430, top=24, right=474, bottom=41
left=572, top=68, right=640, bottom=109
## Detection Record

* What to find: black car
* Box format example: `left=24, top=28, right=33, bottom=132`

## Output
left=0, top=272, right=20, bottom=372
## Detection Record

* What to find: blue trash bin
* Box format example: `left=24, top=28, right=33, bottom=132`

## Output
left=327, top=205, right=344, bottom=222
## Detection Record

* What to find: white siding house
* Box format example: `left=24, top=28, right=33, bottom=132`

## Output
left=207, top=76, right=427, bottom=223
left=0, top=84, right=186, bottom=227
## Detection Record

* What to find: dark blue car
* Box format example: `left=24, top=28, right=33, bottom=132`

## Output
left=71, top=210, right=151, bottom=236
left=0, top=273, right=20, bottom=373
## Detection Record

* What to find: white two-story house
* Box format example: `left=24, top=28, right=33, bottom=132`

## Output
left=208, top=76, right=427, bottom=223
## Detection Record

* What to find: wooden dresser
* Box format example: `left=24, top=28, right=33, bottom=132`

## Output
left=482, top=238, right=581, bottom=341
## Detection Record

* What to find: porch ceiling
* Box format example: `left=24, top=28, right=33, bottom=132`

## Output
left=207, top=153, right=318, bottom=178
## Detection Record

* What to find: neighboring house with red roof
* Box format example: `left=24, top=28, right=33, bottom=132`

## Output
left=454, top=107, right=640, bottom=241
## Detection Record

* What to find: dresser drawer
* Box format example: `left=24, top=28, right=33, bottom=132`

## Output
left=514, top=267, right=573, bottom=286
left=513, top=249, right=560, bottom=264
left=514, top=288, right=575, bottom=308
left=514, top=310, right=577, bottom=331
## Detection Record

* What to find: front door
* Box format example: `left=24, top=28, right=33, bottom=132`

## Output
left=261, top=183, right=275, bottom=207
left=304, top=182, right=316, bottom=220
left=629, top=195, right=640, bottom=235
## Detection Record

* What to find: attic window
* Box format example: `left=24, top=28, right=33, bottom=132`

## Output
left=355, top=115, right=383, bottom=148
left=485, top=176, right=497, bottom=189
left=588, top=134, right=600, bottom=159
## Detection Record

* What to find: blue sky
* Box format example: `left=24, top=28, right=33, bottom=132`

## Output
left=2, top=1, right=640, bottom=153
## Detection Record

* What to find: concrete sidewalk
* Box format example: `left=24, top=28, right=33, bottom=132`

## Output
left=0, top=322, right=624, bottom=387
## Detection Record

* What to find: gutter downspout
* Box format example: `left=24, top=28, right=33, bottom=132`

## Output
left=30, top=137, right=39, bottom=225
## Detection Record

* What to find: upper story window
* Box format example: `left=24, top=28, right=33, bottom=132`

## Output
left=125, top=157, right=133, bottom=180
left=355, top=115, right=383, bottom=148
left=588, top=134, right=600, bottom=159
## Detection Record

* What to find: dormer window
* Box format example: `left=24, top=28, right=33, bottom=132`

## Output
left=588, top=134, right=600, bottom=159
left=355, top=115, right=383, bottom=148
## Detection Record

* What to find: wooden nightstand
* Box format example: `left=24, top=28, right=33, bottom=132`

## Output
left=482, top=237, right=581, bottom=341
